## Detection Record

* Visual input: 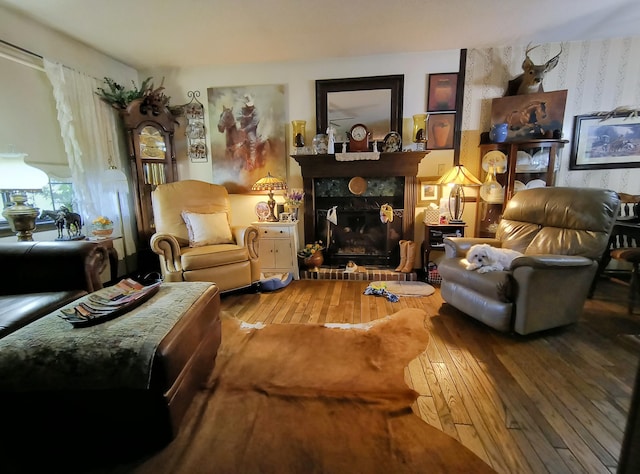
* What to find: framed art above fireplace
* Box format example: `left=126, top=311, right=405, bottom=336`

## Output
left=315, top=75, right=404, bottom=147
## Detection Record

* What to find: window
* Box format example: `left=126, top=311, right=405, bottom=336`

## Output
left=0, top=179, right=75, bottom=236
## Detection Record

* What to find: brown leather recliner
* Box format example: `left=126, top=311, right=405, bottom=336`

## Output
left=150, top=180, right=260, bottom=292
left=438, top=187, right=620, bottom=335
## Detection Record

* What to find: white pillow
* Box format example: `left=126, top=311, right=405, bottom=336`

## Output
left=181, top=211, right=234, bottom=247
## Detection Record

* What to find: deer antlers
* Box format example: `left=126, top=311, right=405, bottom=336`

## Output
left=506, top=43, right=563, bottom=96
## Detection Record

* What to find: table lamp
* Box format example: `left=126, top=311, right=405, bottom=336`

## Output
left=436, top=164, right=482, bottom=224
left=0, top=151, right=49, bottom=241
left=251, top=172, right=287, bottom=222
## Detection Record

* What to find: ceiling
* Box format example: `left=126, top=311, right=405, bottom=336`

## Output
left=2, top=0, right=640, bottom=70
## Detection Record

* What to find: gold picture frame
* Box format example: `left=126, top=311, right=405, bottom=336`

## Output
left=418, top=176, right=440, bottom=204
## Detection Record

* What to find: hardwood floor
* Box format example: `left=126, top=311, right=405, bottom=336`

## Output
left=220, top=276, right=640, bottom=474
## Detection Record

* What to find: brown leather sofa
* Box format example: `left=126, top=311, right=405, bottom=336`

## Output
left=438, top=187, right=620, bottom=335
left=0, top=240, right=108, bottom=338
left=150, top=180, right=261, bottom=292
left=2, top=278, right=222, bottom=470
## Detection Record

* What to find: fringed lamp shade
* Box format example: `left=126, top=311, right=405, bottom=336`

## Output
left=436, top=165, right=482, bottom=224
left=251, top=172, right=287, bottom=222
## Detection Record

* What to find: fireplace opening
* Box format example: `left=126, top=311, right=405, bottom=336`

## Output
left=313, top=177, right=405, bottom=267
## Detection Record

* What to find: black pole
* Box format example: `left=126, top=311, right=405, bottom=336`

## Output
left=452, top=49, right=467, bottom=166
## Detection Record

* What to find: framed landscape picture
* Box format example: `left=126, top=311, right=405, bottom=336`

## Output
left=418, top=177, right=440, bottom=204
left=570, top=113, right=640, bottom=169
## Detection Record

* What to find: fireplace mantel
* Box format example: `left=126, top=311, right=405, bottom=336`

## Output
left=292, top=151, right=428, bottom=178
left=292, top=151, right=429, bottom=264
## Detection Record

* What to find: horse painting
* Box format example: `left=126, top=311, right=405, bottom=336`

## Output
left=217, top=106, right=269, bottom=171
left=505, top=101, right=547, bottom=131
left=505, top=100, right=547, bottom=130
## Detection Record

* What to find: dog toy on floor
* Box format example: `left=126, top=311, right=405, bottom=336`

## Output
left=363, top=282, right=399, bottom=302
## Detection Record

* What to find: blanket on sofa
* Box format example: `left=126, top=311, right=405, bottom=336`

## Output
left=0, top=281, right=213, bottom=391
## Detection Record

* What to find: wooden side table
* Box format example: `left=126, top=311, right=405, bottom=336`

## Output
left=86, top=237, right=120, bottom=283
left=422, top=223, right=466, bottom=270
left=253, top=221, right=300, bottom=280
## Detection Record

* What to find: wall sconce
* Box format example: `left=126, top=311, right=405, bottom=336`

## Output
left=436, top=164, right=482, bottom=224
left=251, top=172, right=287, bottom=222
left=0, top=151, right=49, bottom=241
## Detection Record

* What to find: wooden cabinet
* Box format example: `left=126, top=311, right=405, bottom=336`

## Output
left=254, top=222, right=300, bottom=279
left=476, top=139, right=567, bottom=238
left=121, top=97, right=177, bottom=246
left=422, top=223, right=466, bottom=270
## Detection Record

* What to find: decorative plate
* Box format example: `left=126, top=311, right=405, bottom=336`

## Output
left=348, top=177, right=367, bottom=195
left=382, top=132, right=402, bottom=153
left=526, top=179, right=546, bottom=189
left=482, top=150, right=507, bottom=172
left=531, top=149, right=550, bottom=169
left=513, top=180, right=526, bottom=193
left=480, top=184, right=504, bottom=204
left=255, top=201, right=270, bottom=221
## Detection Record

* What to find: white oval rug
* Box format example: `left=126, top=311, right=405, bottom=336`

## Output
left=370, top=281, right=435, bottom=297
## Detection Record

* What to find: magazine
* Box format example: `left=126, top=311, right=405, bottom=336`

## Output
left=59, top=278, right=161, bottom=327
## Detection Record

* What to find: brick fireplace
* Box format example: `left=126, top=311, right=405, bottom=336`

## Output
left=292, top=152, right=427, bottom=269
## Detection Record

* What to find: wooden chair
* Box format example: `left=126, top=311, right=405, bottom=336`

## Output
left=607, top=193, right=640, bottom=313
left=592, top=192, right=640, bottom=311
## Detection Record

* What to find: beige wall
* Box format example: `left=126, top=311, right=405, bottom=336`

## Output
left=463, top=37, right=640, bottom=195
left=143, top=51, right=462, bottom=246
left=3, top=4, right=639, bottom=257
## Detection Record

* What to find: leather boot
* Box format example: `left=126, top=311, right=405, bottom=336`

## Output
left=395, top=240, right=407, bottom=272
left=401, top=240, right=416, bottom=273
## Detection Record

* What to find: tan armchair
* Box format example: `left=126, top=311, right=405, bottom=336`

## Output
left=150, top=180, right=260, bottom=292
left=438, top=187, right=620, bottom=335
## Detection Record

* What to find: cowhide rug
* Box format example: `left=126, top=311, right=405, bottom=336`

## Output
left=134, top=309, right=493, bottom=473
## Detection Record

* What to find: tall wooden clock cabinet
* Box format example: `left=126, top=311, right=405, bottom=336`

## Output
left=120, top=96, right=177, bottom=258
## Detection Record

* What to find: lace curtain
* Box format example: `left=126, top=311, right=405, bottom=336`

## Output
left=43, top=59, right=136, bottom=257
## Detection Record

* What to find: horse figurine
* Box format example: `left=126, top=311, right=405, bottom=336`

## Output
left=39, top=209, right=66, bottom=239
left=217, top=105, right=269, bottom=171
left=58, top=206, right=83, bottom=238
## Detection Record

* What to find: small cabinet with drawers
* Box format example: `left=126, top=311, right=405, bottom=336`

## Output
left=253, top=221, right=300, bottom=279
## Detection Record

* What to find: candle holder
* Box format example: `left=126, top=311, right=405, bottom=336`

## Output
left=291, top=120, right=306, bottom=154
left=412, top=114, right=428, bottom=151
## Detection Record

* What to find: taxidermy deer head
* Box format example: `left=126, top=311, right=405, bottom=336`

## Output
left=506, top=44, right=562, bottom=96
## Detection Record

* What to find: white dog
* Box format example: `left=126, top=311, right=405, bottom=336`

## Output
left=465, top=244, right=523, bottom=273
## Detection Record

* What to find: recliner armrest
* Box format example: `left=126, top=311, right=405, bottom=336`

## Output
left=511, top=254, right=593, bottom=270
left=232, top=225, right=259, bottom=260
left=443, top=237, right=502, bottom=258
left=150, top=233, right=183, bottom=273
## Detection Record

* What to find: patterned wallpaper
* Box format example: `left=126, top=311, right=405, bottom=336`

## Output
left=462, top=36, right=640, bottom=195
